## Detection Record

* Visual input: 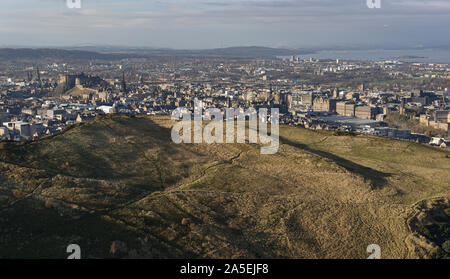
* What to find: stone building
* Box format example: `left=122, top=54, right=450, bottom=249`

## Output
left=336, top=102, right=355, bottom=117
left=312, top=97, right=336, bottom=112
left=355, top=106, right=378, bottom=120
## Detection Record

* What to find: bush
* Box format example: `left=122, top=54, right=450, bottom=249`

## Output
left=442, top=240, right=450, bottom=254
left=333, top=131, right=356, bottom=137
left=444, top=208, right=450, bottom=217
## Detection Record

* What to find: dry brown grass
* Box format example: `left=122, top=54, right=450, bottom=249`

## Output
left=0, top=114, right=448, bottom=258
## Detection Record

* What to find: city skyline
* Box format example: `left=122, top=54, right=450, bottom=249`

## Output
left=1, top=0, right=450, bottom=49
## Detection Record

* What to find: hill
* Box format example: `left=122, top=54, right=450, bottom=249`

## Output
left=166, top=46, right=311, bottom=57
left=65, top=46, right=314, bottom=58
left=0, top=115, right=448, bottom=258
left=0, top=47, right=312, bottom=61
left=0, top=48, right=145, bottom=61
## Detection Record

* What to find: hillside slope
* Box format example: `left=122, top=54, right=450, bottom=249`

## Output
left=0, top=115, right=448, bottom=258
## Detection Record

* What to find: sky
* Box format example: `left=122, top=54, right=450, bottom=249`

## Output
left=1, top=0, right=450, bottom=49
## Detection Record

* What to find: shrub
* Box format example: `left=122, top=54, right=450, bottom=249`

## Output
left=442, top=240, right=450, bottom=254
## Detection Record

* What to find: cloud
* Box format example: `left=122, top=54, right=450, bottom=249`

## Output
left=1, top=0, right=449, bottom=48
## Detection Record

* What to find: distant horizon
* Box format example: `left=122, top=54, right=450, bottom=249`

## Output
left=3, top=45, right=450, bottom=63
left=2, top=0, right=450, bottom=49
left=1, top=44, right=450, bottom=51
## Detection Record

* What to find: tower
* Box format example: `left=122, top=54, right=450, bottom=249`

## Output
left=333, top=88, right=339, bottom=99
left=122, top=71, right=127, bottom=93
left=442, top=90, right=447, bottom=109
left=359, top=83, right=365, bottom=92
left=36, top=66, right=43, bottom=93
left=27, top=71, right=33, bottom=82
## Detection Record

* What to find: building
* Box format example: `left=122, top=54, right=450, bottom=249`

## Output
left=336, top=102, right=355, bottom=117
left=420, top=111, right=450, bottom=131
left=97, top=105, right=114, bottom=114
left=355, top=106, right=378, bottom=120
left=300, top=94, right=313, bottom=106
left=434, top=110, right=450, bottom=123
left=0, top=127, right=9, bottom=137
left=312, top=97, right=336, bottom=112
left=3, top=121, right=31, bottom=139
left=373, top=127, right=411, bottom=139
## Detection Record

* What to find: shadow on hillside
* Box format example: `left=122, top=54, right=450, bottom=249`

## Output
left=0, top=116, right=202, bottom=180
left=280, top=136, right=390, bottom=189
left=0, top=198, right=200, bottom=259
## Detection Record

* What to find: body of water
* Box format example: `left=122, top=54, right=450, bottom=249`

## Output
left=295, top=48, right=450, bottom=63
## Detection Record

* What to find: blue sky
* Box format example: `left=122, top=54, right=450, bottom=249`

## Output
left=1, top=0, right=450, bottom=49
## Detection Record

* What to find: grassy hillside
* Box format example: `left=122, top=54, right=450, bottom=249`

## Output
left=0, top=114, right=448, bottom=258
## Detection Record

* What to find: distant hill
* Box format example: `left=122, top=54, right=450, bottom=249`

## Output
left=0, top=115, right=448, bottom=258
left=0, top=46, right=313, bottom=60
left=66, top=46, right=314, bottom=58
left=165, top=46, right=313, bottom=57
left=0, top=48, right=145, bottom=61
